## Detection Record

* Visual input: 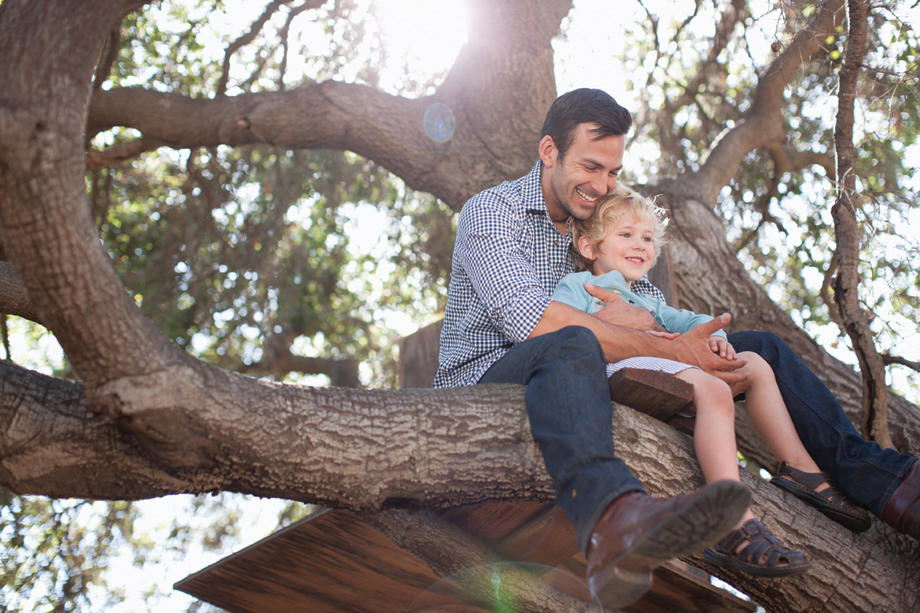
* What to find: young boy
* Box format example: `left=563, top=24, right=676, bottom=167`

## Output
left=553, top=184, right=869, bottom=576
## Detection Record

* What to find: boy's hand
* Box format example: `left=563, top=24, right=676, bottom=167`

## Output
left=709, top=335, right=736, bottom=360
left=670, top=313, right=748, bottom=384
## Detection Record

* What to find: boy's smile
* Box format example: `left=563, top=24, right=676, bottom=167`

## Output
left=585, top=214, right=656, bottom=283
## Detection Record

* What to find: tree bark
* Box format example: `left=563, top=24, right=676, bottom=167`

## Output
left=2, top=360, right=917, bottom=611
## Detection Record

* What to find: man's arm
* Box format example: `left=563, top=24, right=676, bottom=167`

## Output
left=584, top=283, right=666, bottom=331
left=530, top=301, right=747, bottom=384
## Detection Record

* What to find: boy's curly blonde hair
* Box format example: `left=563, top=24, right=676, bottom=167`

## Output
left=567, top=184, right=669, bottom=273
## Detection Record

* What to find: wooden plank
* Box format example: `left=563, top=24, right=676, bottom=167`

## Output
left=441, top=500, right=549, bottom=542
left=550, top=557, right=756, bottom=613
left=177, top=502, right=758, bottom=613
left=493, top=504, right=578, bottom=567
left=174, top=508, right=471, bottom=613
left=609, top=368, right=696, bottom=434
left=628, top=560, right=757, bottom=613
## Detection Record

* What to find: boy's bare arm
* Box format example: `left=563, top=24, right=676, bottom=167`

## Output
left=529, top=301, right=747, bottom=384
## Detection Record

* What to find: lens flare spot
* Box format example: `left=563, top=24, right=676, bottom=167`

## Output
left=424, top=102, right=455, bottom=143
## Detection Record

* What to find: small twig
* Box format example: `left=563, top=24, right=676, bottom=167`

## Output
left=881, top=353, right=920, bottom=372
left=216, top=0, right=297, bottom=96
left=86, top=137, right=165, bottom=170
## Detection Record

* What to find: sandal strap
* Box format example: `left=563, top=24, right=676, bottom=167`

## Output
left=714, top=519, right=803, bottom=567
left=775, top=462, right=829, bottom=491
left=775, top=462, right=849, bottom=506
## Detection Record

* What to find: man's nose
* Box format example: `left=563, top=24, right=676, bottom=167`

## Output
left=591, top=175, right=611, bottom=196
left=606, top=175, right=618, bottom=194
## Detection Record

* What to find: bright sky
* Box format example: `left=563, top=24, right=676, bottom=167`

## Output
left=9, top=0, right=919, bottom=611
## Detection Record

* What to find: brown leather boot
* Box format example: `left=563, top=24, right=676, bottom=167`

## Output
left=882, top=461, right=920, bottom=539
left=585, top=480, right=749, bottom=610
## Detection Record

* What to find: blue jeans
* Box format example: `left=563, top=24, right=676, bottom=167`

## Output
left=728, top=331, right=916, bottom=516
left=478, top=326, right=644, bottom=553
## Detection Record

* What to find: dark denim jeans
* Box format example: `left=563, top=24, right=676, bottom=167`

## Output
left=729, top=330, right=916, bottom=516
left=479, top=326, right=644, bottom=553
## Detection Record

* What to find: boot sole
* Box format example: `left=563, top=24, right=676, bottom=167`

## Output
left=591, top=481, right=750, bottom=610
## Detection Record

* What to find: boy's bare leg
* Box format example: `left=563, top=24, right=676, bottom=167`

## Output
left=676, top=368, right=755, bottom=526
left=678, top=365, right=811, bottom=574
left=734, top=352, right=821, bottom=475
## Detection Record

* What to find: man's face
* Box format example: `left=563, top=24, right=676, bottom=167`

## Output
left=540, top=124, right=625, bottom=228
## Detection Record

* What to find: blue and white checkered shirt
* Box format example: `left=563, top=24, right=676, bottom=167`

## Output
left=434, top=162, right=665, bottom=388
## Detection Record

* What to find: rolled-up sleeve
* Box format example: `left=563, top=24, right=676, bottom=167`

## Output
left=456, top=196, right=550, bottom=343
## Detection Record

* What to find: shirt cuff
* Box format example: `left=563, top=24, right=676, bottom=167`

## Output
left=497, top=289, right=552, bottom=343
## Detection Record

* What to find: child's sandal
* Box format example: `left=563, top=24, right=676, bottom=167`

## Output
left=703, top=518, right=810, bottom=577
left=771, top=462, right=871, bottom=532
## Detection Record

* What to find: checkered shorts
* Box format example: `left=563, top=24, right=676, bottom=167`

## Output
left=605, top=356, right=696, bottom=378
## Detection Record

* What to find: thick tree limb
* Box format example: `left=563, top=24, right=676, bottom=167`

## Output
left=86, top=0, right=572, bottom=208
left=0, top=360, right=550, bottom=507
left=2, top=360, right=916, bottom=611
left=0, top=0, right=185, bottom=392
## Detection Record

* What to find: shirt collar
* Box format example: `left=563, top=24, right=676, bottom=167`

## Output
left=522, top=161, right=547, bottom=213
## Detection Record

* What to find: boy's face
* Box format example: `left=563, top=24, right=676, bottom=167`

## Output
left=579, top=213, right=656, bottom=281
left=539, top=123, right=625, bottom=230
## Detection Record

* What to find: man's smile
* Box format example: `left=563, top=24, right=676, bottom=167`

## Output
left=575, top=186, right=598, bottom=203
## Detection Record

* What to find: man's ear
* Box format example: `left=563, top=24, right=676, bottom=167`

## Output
left=538, top=135, right=558, bottom=167
left=576, top=235, right=596, bottom=261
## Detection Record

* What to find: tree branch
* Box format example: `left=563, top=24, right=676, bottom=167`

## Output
left=86, top=0, right=572, bottom=209
left=0, top=261, right=42, bottom=325
left=881, top=353, right=920, bottom=372
left=215, top=0, right=312, bottom=97
left=241, top=349, right=360, bottom=387
left=830, top=0, right=891, bottom=448
left=2, top=359, right=916, bottom=611
left=92, top=26, right=121, bottom=90
left=734, top=143, right=835, bottom=251
left=85, top=136, right=166, bottom=169
left=694, top=0, right=846, bottom=204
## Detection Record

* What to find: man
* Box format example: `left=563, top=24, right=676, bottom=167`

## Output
left=435, top=88, right=919, bottom=608
left=434, top=88, right=751, bottom=609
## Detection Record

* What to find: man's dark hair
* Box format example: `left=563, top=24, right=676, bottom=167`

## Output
left=540, top=88, right=632, bottom=160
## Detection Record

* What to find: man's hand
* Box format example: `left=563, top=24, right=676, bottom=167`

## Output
left=585, top=283, right=665, bottom=332
left=668, top=313, right=747, bottom=384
